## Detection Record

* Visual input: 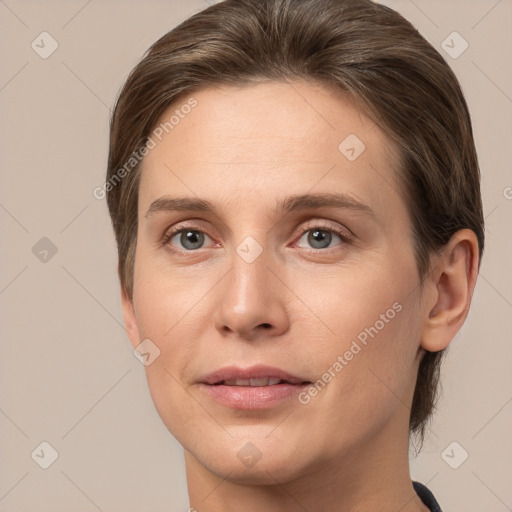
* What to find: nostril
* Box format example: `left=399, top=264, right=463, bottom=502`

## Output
left=261, top=323, right=272, bottom=329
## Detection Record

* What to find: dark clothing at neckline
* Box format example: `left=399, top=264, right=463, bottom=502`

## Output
left=413, top=481, right=442, bottom=512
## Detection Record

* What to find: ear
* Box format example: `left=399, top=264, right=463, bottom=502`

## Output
left=121, top=286, right=141, bottom=350
left=421, top=229, right=480, bottom=352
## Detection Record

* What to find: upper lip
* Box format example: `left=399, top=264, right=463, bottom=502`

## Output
left=200, top=364, right=309, bottom=385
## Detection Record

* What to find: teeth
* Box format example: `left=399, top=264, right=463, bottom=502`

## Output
left=222, top=377, right=284, bottom=386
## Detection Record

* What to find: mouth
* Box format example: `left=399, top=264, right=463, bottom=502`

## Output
left=213, top=377, right=298, bottom=386
left=199, top=365, right=311, bottom=409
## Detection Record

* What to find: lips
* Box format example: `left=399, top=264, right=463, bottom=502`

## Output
left=200, top=365, right=309, bottom=386
left=221, top=377, right=283, bottom=386
left=199, top=365, right=310, bottom=409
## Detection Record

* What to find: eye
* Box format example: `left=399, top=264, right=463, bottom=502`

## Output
left=163, top=227, right=213, bottom=251
left=295, top=226, right=350, bottom=250
left=162, top=223, right=351, bottom=253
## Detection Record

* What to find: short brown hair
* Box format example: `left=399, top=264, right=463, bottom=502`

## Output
left=105, top=0, right=484, bottom=443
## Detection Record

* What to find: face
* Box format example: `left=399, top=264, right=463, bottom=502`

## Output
left=124, top=81, right=427, bottom=484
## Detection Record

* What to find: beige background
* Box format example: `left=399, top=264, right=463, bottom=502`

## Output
left=0, top=0, right=511, bottom=510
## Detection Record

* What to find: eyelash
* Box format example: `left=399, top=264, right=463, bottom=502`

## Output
left=161, top=222, right=352, bottom=253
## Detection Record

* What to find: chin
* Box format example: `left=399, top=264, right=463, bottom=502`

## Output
left=203, top=451, right=307, bottom=486
left=184, top=432, right=312, bottom=485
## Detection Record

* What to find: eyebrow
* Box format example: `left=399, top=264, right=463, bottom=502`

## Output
left=145, top=192, right=375, bottom=218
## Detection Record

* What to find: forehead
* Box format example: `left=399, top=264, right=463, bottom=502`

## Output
left=138, top=80, right=403, bottom=218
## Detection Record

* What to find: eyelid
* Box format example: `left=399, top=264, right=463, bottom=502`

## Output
left=295, top=220, right=353, bottom=243
left=161, top=220, right=215, bottom=247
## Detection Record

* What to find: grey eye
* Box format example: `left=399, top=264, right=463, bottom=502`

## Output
left=298, top=229, right=342, bottom=249
left=172, top=230, right=209, bottom=250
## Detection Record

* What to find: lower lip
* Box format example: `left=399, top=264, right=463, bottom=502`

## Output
left=199, top=383, right=308, bottom=409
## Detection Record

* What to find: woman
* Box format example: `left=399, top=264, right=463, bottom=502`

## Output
left=105, top=0, right=484, bottom=510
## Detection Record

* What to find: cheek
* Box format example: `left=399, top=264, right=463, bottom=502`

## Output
left=288, top=253, right=418, bottom=349
left=295, top=302, right=421, bottom=460
left=293, top=258, right=422, bottom=421
left=313, top=296, right=419, bottom=402
left=131, top=253, right=219, bottom=417
left=132, top=251, right=209, bottom=340
left=132, top=276, right=202, bottom=441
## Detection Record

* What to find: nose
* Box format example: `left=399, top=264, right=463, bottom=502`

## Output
left=214, top=244, right=290, bottom=341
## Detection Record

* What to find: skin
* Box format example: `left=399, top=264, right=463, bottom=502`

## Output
left=121, top=80, right=479, bottom=511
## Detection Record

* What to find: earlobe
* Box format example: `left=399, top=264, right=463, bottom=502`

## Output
left=421, top=229, right=480, bottom=352
left=121, top=287, right=141, bottom=349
